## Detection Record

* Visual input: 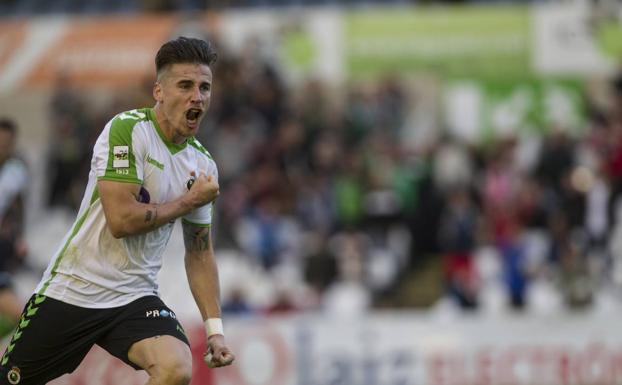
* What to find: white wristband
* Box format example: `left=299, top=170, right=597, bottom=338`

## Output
left=205, top=318, right=224, bottom=337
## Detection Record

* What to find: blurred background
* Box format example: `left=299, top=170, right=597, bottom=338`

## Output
left=2, top=0, right=622, bottom=383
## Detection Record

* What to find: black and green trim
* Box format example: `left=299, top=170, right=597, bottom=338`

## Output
left=1, top=294, right=46, bottom=366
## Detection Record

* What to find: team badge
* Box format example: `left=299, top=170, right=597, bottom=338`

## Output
left=186, top=176, right=196, bottom=190
left=113, top=146, right=130, bottom=168
left=7, top=367, right=20, bottom=384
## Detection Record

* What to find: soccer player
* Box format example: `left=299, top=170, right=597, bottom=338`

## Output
left=0, top=37, right=235, bottom=385
left=0, top=118, right=28, bottom=339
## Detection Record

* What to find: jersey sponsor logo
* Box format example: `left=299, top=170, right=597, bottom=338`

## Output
left=145, top=309, right=177, bottom=319
left=113, top=146, right=129, bottom=168
left=146, top=155, right=164, bottom=171
left=7, top=367, right=21, bottom=384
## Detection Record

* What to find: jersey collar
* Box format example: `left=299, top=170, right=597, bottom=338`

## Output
left=147, top=108, right=188, bottom=155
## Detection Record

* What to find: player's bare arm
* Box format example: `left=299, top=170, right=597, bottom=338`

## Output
left=98, top=172, right=219, bottom=238
left=183, top=222, right=235, bottom=368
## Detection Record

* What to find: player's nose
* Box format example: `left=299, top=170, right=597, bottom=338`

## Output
left=191, top=86, right=204, bottom=103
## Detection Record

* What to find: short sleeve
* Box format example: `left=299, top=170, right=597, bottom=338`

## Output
left=183, top=202, right=214, bottom=228
left=95, top=110, right=147, bottom=184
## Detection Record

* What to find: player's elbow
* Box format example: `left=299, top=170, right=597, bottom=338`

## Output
left=108, top=225, right=128, bottom=239
left=110, top=229, right=128, bottom=239
left=107, top=219, right=131, bottom=238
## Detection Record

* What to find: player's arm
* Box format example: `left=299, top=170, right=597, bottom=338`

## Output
left=183, top=222, right=235, bottom=368
left=98, top=173, right=219, bottom=238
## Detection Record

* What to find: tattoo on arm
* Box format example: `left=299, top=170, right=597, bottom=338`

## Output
left=144, top=207, right=158, bottom=228
left=183, top=223, right=211, bottom=251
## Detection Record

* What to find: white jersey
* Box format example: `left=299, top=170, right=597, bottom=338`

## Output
left=35, top=108, right=217, bottom=308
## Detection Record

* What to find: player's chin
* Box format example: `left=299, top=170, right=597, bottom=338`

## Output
left=185, top=121, right=200, bottom=135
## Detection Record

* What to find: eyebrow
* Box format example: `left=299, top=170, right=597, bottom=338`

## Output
left=176, top=78, right=211, bottom=85
left=176, top=79, right=211, bottom=88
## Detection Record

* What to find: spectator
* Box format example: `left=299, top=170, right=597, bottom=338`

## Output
left=0, top=118, right=29, bottom=337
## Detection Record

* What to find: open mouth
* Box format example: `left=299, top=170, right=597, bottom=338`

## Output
left=185, top=108, right=203, bottom=127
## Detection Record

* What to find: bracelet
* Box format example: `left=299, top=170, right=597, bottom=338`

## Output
left=205, top=318, right=224, bottom=337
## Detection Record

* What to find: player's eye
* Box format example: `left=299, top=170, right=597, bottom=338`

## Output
left=200, top=84, right=210, bottom=92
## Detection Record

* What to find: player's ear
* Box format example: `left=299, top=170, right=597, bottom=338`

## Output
left=153, top=82, right=163, bottom=103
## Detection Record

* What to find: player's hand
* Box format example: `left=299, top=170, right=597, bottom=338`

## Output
left=186, top=171, right=219, bottom=208
left=204, top=334, right=235, bottom=368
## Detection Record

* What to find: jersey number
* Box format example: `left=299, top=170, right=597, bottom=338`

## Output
left=117, top=110, right=146, bottom=121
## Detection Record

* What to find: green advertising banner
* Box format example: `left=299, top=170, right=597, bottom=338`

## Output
left=481, top=79, right=584, bottom=137
left=445, top=78, right=585, bottom=142
left=345, top=6, right=531, bottom=79
left=344, top=5, right=587, bottom=137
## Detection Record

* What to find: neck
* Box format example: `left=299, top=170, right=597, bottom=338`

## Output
left=153, top=104, right=186, bottom=145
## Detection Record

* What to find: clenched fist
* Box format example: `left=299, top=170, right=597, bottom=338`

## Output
left=185, top=171, right=219, bottom=208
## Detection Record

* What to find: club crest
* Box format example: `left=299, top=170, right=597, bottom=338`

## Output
left=7, top=367, right=20, bottom=384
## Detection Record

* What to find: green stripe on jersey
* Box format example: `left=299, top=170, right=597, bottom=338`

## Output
left=38, top=187, right=100, bottom=295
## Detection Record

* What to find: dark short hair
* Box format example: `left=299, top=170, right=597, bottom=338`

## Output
left=0, top=118, right=16, bottom=135
left=155, top=36, right=218, bottom=76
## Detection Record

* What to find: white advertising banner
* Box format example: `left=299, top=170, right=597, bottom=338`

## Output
left=35, top=311, right=622, bottom=385
left=533, top=3, right=618, bottom=76
left=215, top=312, right=621, bottom=385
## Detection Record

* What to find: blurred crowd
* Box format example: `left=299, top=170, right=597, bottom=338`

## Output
left=40, top=40, right=622, bottom=317
left=0, top=0, right=478, bottom=19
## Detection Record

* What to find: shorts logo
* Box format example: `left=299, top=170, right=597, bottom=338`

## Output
left=146, top=309, right=176, bottom=319
left=113, top=146, right=129, bottom=168
left=7, top=367, right=20, bottom=384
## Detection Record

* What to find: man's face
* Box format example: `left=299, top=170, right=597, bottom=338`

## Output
left=154, top=62, right=212, bottom=142
left=0, top=129, right=14, bottom=164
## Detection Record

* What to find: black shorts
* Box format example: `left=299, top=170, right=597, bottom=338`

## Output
left=0, top=294, right=189, bottom=385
